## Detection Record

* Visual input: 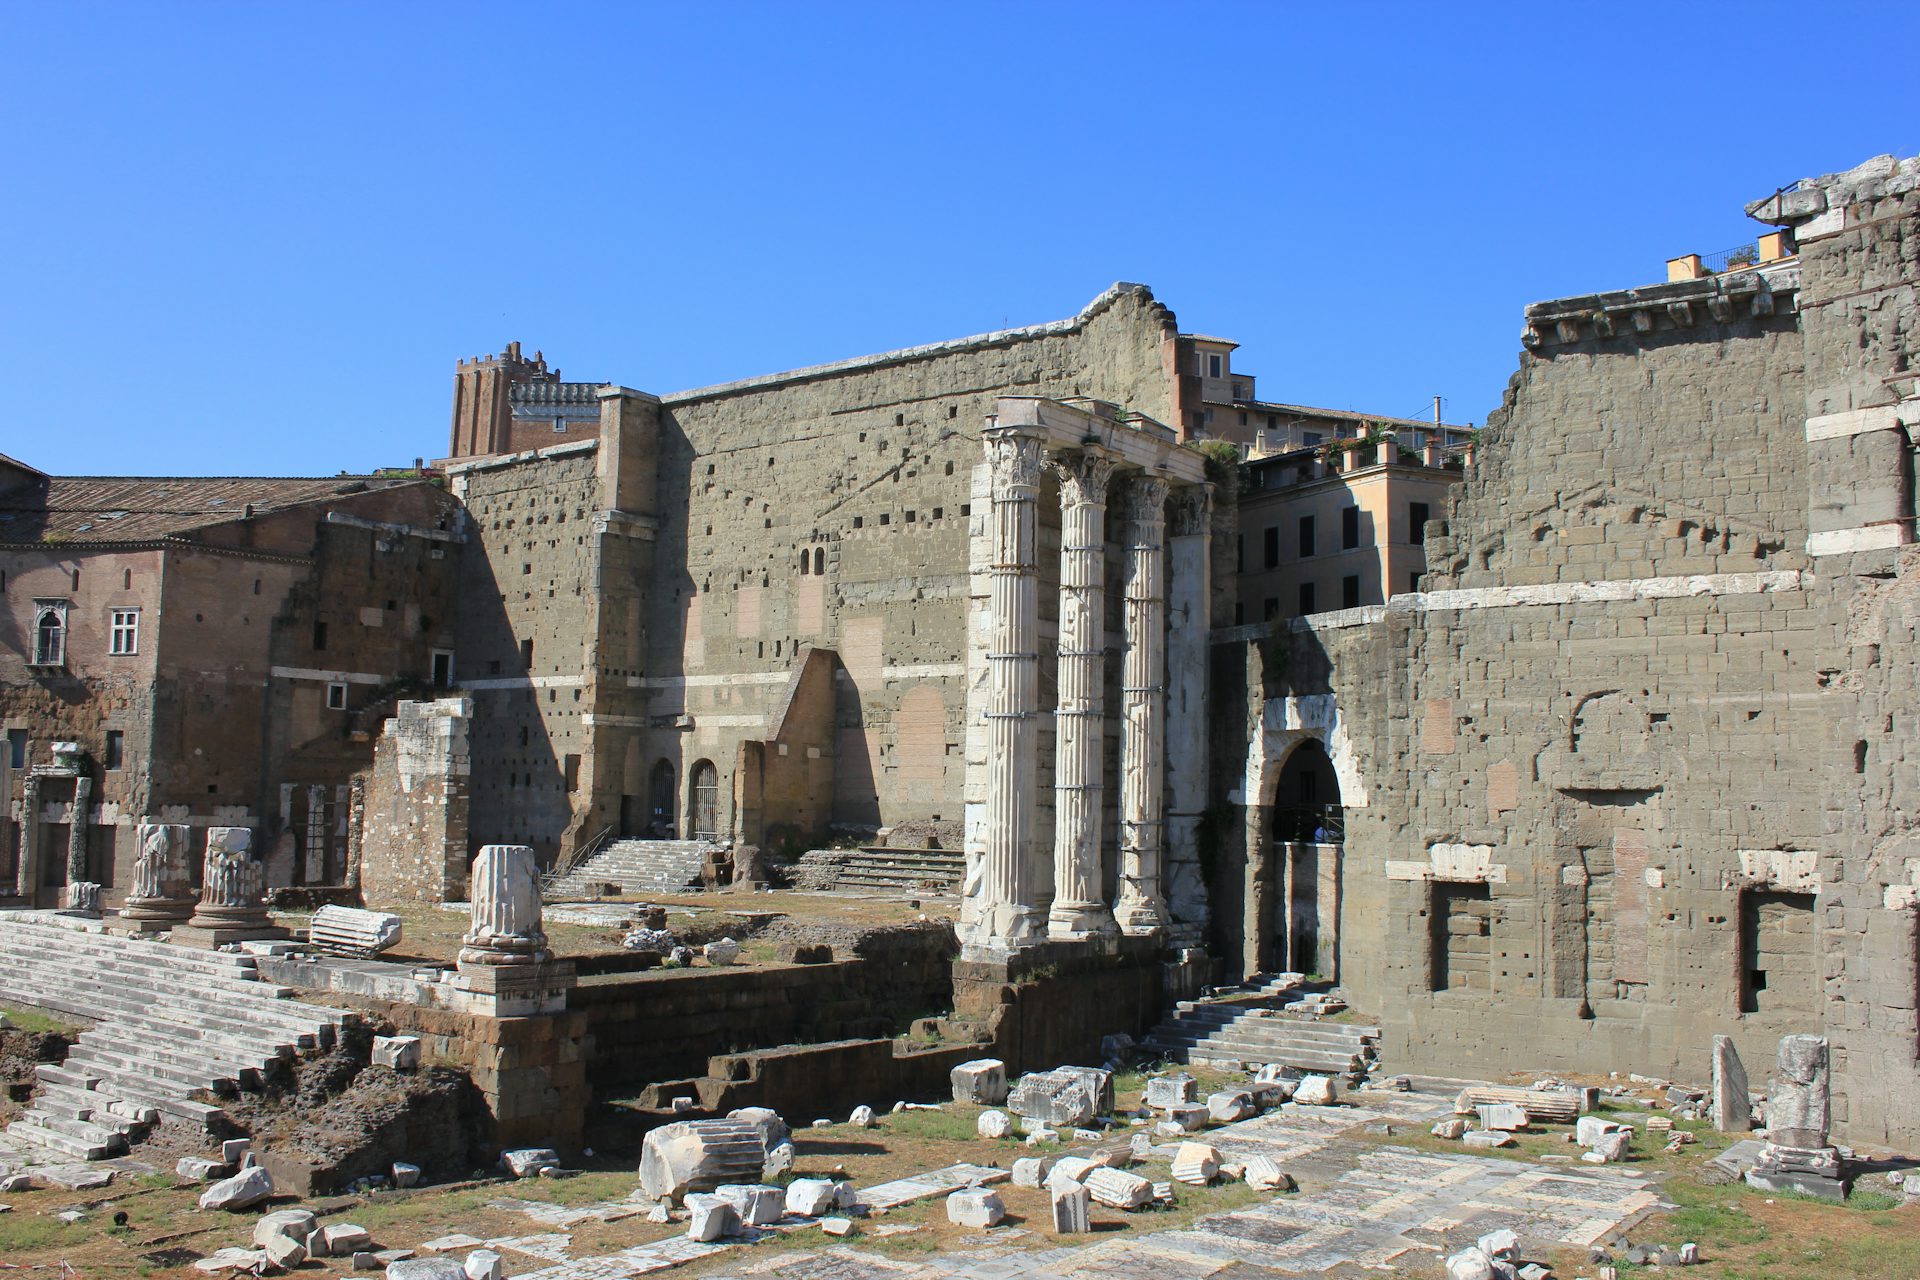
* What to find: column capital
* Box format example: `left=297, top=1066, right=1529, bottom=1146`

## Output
left=1168, top=482, right=1215, bottom=536
left=985, top=426, right=1046, bottom=493
left=1049, top=449, right=1118, bottom=507
left=1121, top=473, right=1170, bottom=522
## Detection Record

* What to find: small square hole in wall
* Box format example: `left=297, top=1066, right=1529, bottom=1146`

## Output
left=960, top=504, right=971, bottom=517
left=948, top=405, right=958, bottom=418
left=879, top=513, right=890, bottom=526
left=326, top=682, right=347, bottom=710
left=932, top=507, right=943, bottom=520
left=895, top=413, right=904, bottom=426
left=905, top=510, right=916, bottom=523
left=853, top=516, right=864, bottom=529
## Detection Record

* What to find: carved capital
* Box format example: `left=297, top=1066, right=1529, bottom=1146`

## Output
left=1121, top=474, right=1169, bottom=524
left=985, top=428, right=1045, bottom=493
left=1167, top=482, right=1214, bottom=536
left=1049, top=450, right=1117, bottom=508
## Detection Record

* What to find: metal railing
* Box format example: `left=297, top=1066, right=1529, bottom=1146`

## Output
left=1272, top=804, right=1344, bottom=845
left=544, top=821, right=617, bottom=888
left=1697, top=243, right=1760, bottom=275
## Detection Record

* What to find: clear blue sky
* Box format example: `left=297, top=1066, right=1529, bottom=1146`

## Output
left=3, top=2, right=1911, bottom=477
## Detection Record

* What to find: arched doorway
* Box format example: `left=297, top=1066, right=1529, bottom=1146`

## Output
left=688, top=760, right=719, bottom=840
left=646, top=759, right=676, bottom=838
left=1272, top=739, right=1343, bottom=978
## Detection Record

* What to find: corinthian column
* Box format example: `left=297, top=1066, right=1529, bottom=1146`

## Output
left=1115, top=474, right=1170, bottom=936
left=973, top=425, right=1047, bottom=949
left=1048, top=450, right=1118, bottom=940
left=66, top=776, right=92, bottom=886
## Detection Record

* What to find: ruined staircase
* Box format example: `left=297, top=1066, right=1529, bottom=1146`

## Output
left=0, top=912, right=351, bottom=1164
left=1142, top=980, right=1381, bottom=1079
left=789, top=846, right=964, bottom=895
left=543, top=839, right=720, bottom=899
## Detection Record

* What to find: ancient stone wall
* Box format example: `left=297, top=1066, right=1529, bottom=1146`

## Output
left=1214, top=156, right=1920, bottom=1148
left=446, top=286, right=1179, bottom=861
left=357, top=698, right=472, bottom=904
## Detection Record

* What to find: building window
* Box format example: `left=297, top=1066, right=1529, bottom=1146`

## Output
left=431, top=650, right=454, bottom=689
left=1298, top=582, right=1315, bottom=616
left=313, top=620, right=328, bottom=651
left=1233, top=382, right=1248, bottom=401
left=564, top=753, right=581, bottom=792
left=1410, top=502, right=1431, bottom=546
left=1342, top=574, right=1361, bottom=609
left=813, top=547, right=825, bottom=575
left=31, top=601, right=67, bottom=666
left=7, top=729, right=26, bottom=769
left=799, top=551, right=810, bottom=576
left=520, top=638, right=534, bottom=669
left=1234, top=602, right=1244, bottom=625
left=326, top=682, right=348, bottom=710
left=1264, top=597, right=1279, bottom=620
left=104, top=730, right=124, bottom=771
left=110, top=608, right=139, bottom=655
left=1409, top=571, right=1421, bottom=595
left=1298, top=516, right=1315, bottom=559
left=1263, top=527, right=1280, bottom=569
left=1236, top=535, right=1244, bottom=573
left=1303, top=432, right=1322, bottom=447
left=1342, top=506, right=1360, bottom=550
left=1207, top=353, right=1222, bottom=378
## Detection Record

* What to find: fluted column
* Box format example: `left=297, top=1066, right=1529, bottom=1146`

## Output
left=187, top=827, right=269, bottom=929
left=1049, top=450, right=1119, bottom=940
left=973, top=425, right=1047, bottom=948
left=461, top=843, right=552, bottom=966
left=123, top=821, right=195, bottom=927
left=1115, top=474, right=1170, bottom=936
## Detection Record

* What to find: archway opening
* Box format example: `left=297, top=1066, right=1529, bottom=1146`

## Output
left=645, top=759, right=676, bottom=838
left=1271, top=739, right=1343, bottom=978
left=688, top=760, right=719, bottom=840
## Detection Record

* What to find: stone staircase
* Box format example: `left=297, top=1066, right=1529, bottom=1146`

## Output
left=790, top=846, right=964, bottom=895
left=0, top=912, right=351, bottom=1165
left=544, top=839, right=720, bottom=899
left=1142, top=981, right=1381, bottom=1080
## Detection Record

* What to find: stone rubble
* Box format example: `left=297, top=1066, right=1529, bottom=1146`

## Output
left=950, top=1058, right=1008, bottom=1105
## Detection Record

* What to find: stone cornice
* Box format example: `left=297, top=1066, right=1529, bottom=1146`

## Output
left=1522, top=263, right=1799, bottom=350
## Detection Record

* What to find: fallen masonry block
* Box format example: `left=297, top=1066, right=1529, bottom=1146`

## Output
left=1477, top=1103, right=1530, bottom=1131
left=310, top=904, right=403, bottom=956
left=946, top=1188, right=1005, bottom=1227
left=254, top=1209, right=317, bottom=1249
left=716, top=1183, right=784, bottom=1226
left=726, top=1106, right=792, bottom=1150
left=951, top=1058, right=1009, bottom=1105
left=177, top=1157, right=229, bottom=1182
left=1444, top=1246, right=1495, bottom=1280
left=820, top=1217, right=854, bottom=1236
left=1242, top=1156, right=1294, bottom=1192
left=1292, top=1076, right=1339, bottom=1106
left=1455, top=1085, right=1580, bottom=1125
left=199, top=1165, right=273, bottom=1211
left=977, top=1110, right=1013, bottom=1139
left=1012, top=1156, right=1054, bottom=1188
left=848, top=1105, right=876, bottom=1128
left=1170, top=1142, right=1222, bottom=1185
left=387, top=1259, right=467, bottom=1280
left=1083, top=1166, right=1155, bottom=1210
left=1050, top=1180, right=1092, bottom=1233
left=1431, top=1118, right=1470, bottom=1140
left=1477, top=1227, right=1519, bottom=1261
left=463, top=1250, right=504, bottom=1280
left=1207, top=1089, right=1255, bottom=1123
left=1577, top=1116, right=1632, bottom=1145
left=785, top=1178, right=839, bottom=1217
left=1008, top=1070, right=1097, bottom=1128
left=1146, top=1073, right=1197, bottom=1109
left=639, top=1119, right=767, bottom=1203
left=1462, top=1131, right=1514, bottom=1150
left=686, top=1193, right=741, bottom=1241
left=501, top=1149, right=560, bottom=1178
left=321, top=1224, right=374, bottom=1256
left=1164, top=1103, right=1209, bottom=1131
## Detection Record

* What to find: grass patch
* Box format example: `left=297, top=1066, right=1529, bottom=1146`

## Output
left=882, top=1108, right=987, bottom=1145
left=0, top=1215, right=70, bottom=1252
left=0, top=1005, right=78, bottom=1035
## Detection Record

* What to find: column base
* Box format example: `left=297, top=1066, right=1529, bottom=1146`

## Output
left=966, top=902, right=1046, bottom=953
left=1112, top=887, right=1169, bottom=937
left=450, top=959, right=576, bottom=1017
left=170, top=921, right=291, bottom=950
left=1047, top=900, right=1118, bottom=941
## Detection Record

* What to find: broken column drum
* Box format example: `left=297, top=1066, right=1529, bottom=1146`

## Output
left=186, top=827, right=269, bottom=930
left=977, top=426, right=1046, bottom=948
left=461, top=843, right=551, bottom=965
left=122, top=822, right=196, bottom=925
left=1114, top=474, right=1171, bottom=935
left=1049, top=448, right=1119, bottom=940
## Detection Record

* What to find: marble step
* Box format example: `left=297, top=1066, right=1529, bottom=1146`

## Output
left=0, top=957, right=330, bottom=1051
left=2, top=1118, right=114, bottom=1162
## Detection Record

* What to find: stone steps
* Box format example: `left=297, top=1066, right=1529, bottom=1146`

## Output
left=1143, top=990, right=1380, bottom=1078
left=545, top=840, right=719, bottom=899
left=0, top=911, right=353, bottom=1165
left=790, top=846, right=964, bottom=895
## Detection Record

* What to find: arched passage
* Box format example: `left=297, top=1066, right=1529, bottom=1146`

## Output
left=688, top=759, right=719, bottom=840
left=1271, top=738, right=1343, bottom=978
left=641, top=758, right=676, bottom=838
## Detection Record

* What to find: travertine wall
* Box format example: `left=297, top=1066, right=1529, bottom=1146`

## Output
left=358, top=698, right=471, bottom=905
left=446, top=285, right=1180, bottom=863
left=1217, top=156, right=1920, bottom=1147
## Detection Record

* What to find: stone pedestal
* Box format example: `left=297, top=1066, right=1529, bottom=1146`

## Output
left=452, top=844, right=571, bottom=1015
left=174, top=827, right=289, bottom=949
left=117, top=822, right=197, bottom=935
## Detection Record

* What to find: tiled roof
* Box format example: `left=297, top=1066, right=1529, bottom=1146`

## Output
left=0, top=475, right=414, bottom=544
